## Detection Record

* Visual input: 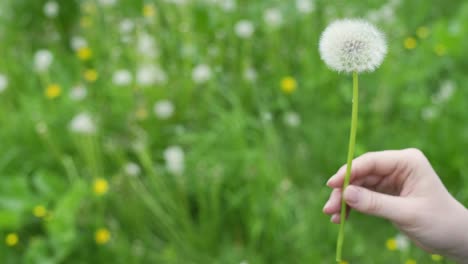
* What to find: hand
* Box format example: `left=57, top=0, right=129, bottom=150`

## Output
left=323, top=148, right=468, bottom=263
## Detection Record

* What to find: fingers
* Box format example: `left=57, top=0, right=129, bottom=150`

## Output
left=327, top=149, right=410, bottom=188
left=324, top=189, right=351, bottom=224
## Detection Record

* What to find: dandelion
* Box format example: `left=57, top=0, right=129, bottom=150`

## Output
left=136, top=65, right=167, bottom=86
left=93, top=178, right=109, bottom=196
left=243, top=67, right=257, bottom=82
left=69, top=85, right=87, bottom=101
left=84, top=69, right=98, bottom=83
left=263, top=8, right=283, bottom=28
left=77, top=47, right=92, bottom=61
left=281, top=76, right=297, bottom=94
left=143, top=4, right=156, bottom=17
left=404, top=37, right=417, bottom=50
left=154, top=100, right=175, bottom=120
left=5, top=233, right=18, bottom=247
left=70, top=36, right=88, bottom=51
left=44, top=1, right=59, bottom=18
left=34, top=50, right=54, bottom=72
left=192, top=64, right=212, bottom=84
left=434, top=44, right=447, bottom=56
left=69, top=113, right=96, bottom=134
left=119, top=19, right=134, bottom=35
left=395, top=233, right=410, bottom=251
left=319, top=19, right=387, bottom=262
left=416, top=26, right=430, bottom=39
left=164, top=146, right=185, bottom=175
left=261, top=111, right=273, bottom=122
left=405, top=259, right=416, bottom=264
left=296, top=0, right=315, bottom=14
left=235, top=20, right=255, bottom=39
left=0, top=73, right=8, bottom=93
left=33, top=205, right=47, bottom=218
left=98, top=0, right=117, bottom=7
left=218, top=0, right=236, bottom=12
left=283, top=111, right=301, bottom=127
left=95, top=228, right=111, bottom=245
left=124, top=162, right=141, bottom=177
left=433, top=80, right=455, bottom=104
left=386, top=238, right=398, bottom=251
left=137, top=33, right=159, bottom=58
left=112, top=69, right=133, bottom=86
left=45, top=84, right=61, bottom=99
left=431, top=255, right=443, bottom=261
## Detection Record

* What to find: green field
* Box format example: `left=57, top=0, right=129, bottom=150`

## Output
left=0, top=0, right=467, bottom=263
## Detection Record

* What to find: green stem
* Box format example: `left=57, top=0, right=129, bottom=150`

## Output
left=336, top=71, right=359, bottom=262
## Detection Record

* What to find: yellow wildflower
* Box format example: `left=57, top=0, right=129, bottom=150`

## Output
left=93, top=178, right=109, bottom=196
left=45, top=84, right=61, bottom=99
left=416, top=27, right=430, bottom=39
left=5, top=233, right=18, bottom=247
left=434, top=44, right=447, bottom=56
left=431, top=255, right=443, bottom=261
left=405, top=259, right=416, bottom=264
left=77, top=47, right=92, bottom=61
left=95, top=228, right=111, bottom=245
left=386, top=238, right=398, bottom=251
left=280, top=76, right=297, bottom=94
left=143, top=4, right=156, bottom=18
left=339, top=261, right=349, bottom=264
left=404, top=37, right=417, bottom=50
left=84, top=69, right=98, bottom=83
left=33, top=205, right=47, bottom=218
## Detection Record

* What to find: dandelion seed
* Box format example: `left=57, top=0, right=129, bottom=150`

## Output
left=235, top=20, right=254, bottom=39
left=112, top=69, right=133, bottom=86
left=69, top=85, right=87, bottom=101
left=124, top=162, right=141, bottom=177
left=69, top=113, right=96, bottom=134
left=283, top=112, right=301, bottom=127
left=45, top=84, right=61, bottom=99
left=70, top=36, right=88, bottom=51
left=44, top=1, right=59, bottom=18
left=34, top=50, right=54, bottom=72
left=5, top=233, right=18, bottom=247
left=296, top=0, right=315, bottom=14
left=77, top=47, right=92, bottom=61
left=93, top=178, right=109, bottom=196
left=137, top=65, right=167, bottom=86
left=33, top=205, right=47, bottom=218
left=385, top=238, right=398, bottom=251
left=319, top=19, right=387, bottom=73
left=164, top=146, right=185, bottom=175
left=280, top=76, right=297, bottom=94
left=84, top=69, right=98, bottom=83
left=95, top=228, right=111, bottom=245
left=264, top=8, right=283, bottom=28
left=153, top=100, right=174, bottom=120
left=192, top=64, right=212, bottom=84
left=0, top=73, right=8, bottom=93
left=404, top=37, right=417, bottom=50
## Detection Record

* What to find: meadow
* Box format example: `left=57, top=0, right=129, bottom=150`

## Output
left=0, top=0, right=467, bottom=263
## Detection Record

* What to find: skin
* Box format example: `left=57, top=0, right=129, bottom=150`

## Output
left=323, top=148, right=468, bottom=263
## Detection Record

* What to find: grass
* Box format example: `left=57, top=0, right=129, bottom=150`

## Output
left=0, top=0, right=467, bottom=263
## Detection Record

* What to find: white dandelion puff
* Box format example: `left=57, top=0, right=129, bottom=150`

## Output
left=235, top=20, right=254, bottom=39
left=136, top=65, right=167, bottom=86
left=35, top=122, right=48, bottom=135
left=432, top=80, right=455, bottom=104
left=154, top=100, right=174, bottom=120
left=296, top=0, right=315, bottom=14
left=70, top=36, right=88, bottom=51
left=69, top=113, right=96, bottom=134
left=243, top=67, right=257, bottom=82
left=34, top=50, right=54, bottom=73
left=124, top=162, right=141, bottom=177
left=192, top=64, right=212, bottom=84
left=395, top=233, right=410, bottom=251
left=319, top=19, right=387, bottom=73
left=44, top=1, right=59, bottom=18
left=0, top=74, right=8, bottom=93
left=119, top=19, right=135, bottom=34
left=98, top=0, right=117, bottom=7
left=69, top=85, right=87, bottom=101
left=283, top=111, right=301, bottom=127
left=112, top=69, right=133, bottom=86
left=263, top=8, right=283, bottom=28
left=164, top=146, right=185, bottom=175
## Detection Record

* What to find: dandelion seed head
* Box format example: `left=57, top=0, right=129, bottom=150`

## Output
left=34, top=50, right=54, bottom=72
left=112, top=69, right=133, bottom=86
left=235, top=20, right=254, bottom=39
left=69, top=113, right=96, bottom=134
left=0, top=74, right=8, bottom=93
left=44, top=1, right=59, bottom=18
left=154, top=100, right=174, bottom=120
left=319, top=19, right=387, bottom=73
left=69, top=85, right=87, bottom=101
left=164, top=146, right=185, bottom=175
left=192, top=64, right=212, bottom=84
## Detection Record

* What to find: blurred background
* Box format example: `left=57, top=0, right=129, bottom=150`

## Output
left=0, top=0, right=467, bottom=263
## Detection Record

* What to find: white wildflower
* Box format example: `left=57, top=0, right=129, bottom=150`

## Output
left=69, top=113, right=96, bottom=134
left=296, top=0, right=315, bottom=14
left=112, top=69, right=133, bottom=86
left=284, top=111, right=301, bottom=127
left=34, top=50, right=54, bottom=73
left=44, top=1, right=59, bottom=18
left=124, top=162, right=141, bottom=177
left=235, top=20, right=254, bottom=39
left=137, top=33, right=159, bottom=58
left=192, top=64, right=212, bottom=84
left=319, top=19, right=387, bottom=73
left=136, top=65, right=167, bottom=86
left=69, top=85, right=87, bottom=101
left=153, top=100, right=174, bottom=120
left=70, top=36, right=88, bottom=51
left=264, top=8, right=283, bottom=28
left=0, top=74, right=8, bottom=93
left=164, top=146, right=185, bottom=175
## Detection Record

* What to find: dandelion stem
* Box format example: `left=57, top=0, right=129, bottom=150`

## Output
left=336, top=71, right=359, bottom=262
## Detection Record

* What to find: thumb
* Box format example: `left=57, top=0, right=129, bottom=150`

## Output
left=344, top=185, right=411, bottom=223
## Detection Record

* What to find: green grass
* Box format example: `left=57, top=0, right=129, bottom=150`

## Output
left=0, top=0, right=467, bottom=263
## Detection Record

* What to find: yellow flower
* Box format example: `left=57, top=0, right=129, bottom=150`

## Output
left=434, top=44, right=447, bottom=56
left=280, top=76, right=297, bottom=94
left=5, top=233, right=18, bottom=247
left=404, top=37, right=417, bottom=50
left=84, top=69, right=98, bottom=82
left=77, top=47, right=92, bottom=61
left=143, top=4, right=156, bottom=18
left=431, top=255, right=443, bottom=261
left=93, top=178, right=109, bottom=196
left=95, top=228, right=111, bottom=245
left=416, top=26, right=430, bottom=39
left=385, top=238, right=398, bottom=251
left=33, top=205, right=47, bottom=218
left=45, top=84, right=62, bottom=99
left=339, top=261, right=349, bottom=264
left=80, top=16, right=93, bottom=28
left=405, top=259, right=416, bottom=264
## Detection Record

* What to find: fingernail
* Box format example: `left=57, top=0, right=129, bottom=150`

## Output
left=344, top=186, right=360, bottom=204
left=330, top=214, right=339, bottom=223
left=323, top=201, right=331, bottom=211
left=326, top=175, right=336, bottom=186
